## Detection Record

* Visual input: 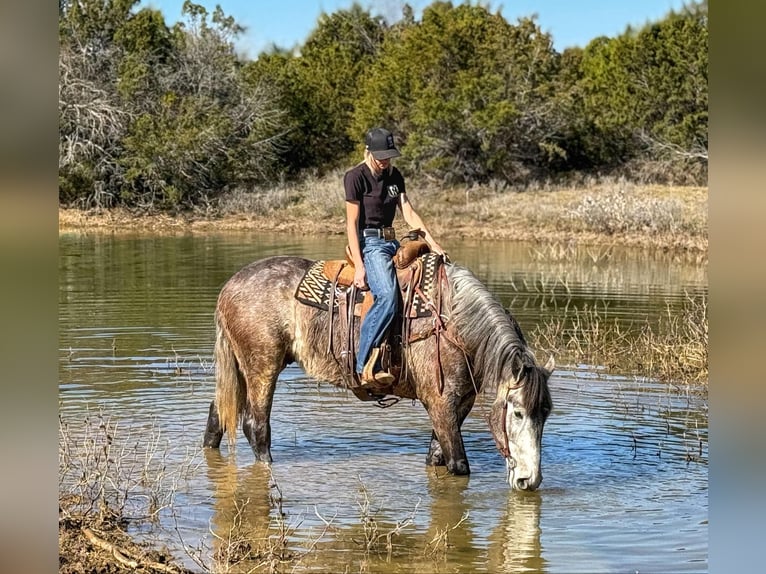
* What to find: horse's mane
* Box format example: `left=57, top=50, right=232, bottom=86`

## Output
left=446, top=264, right=550, bottom=414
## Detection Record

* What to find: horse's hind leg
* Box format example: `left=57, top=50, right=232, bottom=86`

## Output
left=203, top=401, right=224, bottom=448
left=240, top=356, right=282, bottom=462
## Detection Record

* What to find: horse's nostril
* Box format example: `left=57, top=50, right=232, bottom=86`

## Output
left=515, top=477, right=529, bottom=490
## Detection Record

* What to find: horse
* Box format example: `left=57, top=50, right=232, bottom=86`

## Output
left=202, top=255, right=554, bottom=490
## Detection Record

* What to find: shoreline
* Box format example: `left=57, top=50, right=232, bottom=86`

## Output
left=58, top=179, right=708, bottom=253
left=58, top=206, right=708, bottom=253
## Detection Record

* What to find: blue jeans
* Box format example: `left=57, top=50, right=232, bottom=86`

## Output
left=356, top=237, right=400, bottom=374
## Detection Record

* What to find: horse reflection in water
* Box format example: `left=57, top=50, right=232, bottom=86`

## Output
left=202, top=450, right=275, bottom=568
left=486, top=493, right=546, bottom=573
left=203, top=255, right=553, bottom=489
left=202, top=456, right=545, bottom=572
left=422, top=470, right=474, bottom=557
left=421, top=470, right=546, bottom=572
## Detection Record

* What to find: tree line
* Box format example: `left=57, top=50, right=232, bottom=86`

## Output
left=59, top=0, right=707, bottom=209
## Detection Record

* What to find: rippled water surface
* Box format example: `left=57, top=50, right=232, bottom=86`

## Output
left=59, top=233, right=708, bottom=573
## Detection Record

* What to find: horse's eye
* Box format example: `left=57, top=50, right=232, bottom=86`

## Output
left=513, top=410, right=523, bottom=420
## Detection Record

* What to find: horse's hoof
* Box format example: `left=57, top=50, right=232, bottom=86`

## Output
left=202, top=432, right=223, bottom=449
left=425, top=453, right=445, bottom=466
left=448, top=460, right=471, bottom=476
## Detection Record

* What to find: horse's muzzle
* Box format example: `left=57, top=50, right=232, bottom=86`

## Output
left=513, top=476, right=538, bottom=491
left=507, top=457, right=541, bottom=491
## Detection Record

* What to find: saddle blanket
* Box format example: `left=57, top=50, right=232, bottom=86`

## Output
left=294, top=252, right=442, bottom=319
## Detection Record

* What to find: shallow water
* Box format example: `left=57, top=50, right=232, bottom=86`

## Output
left=59, top=232, right=708, bottom=573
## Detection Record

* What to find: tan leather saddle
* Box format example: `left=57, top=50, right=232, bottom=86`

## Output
left=294, top=231, right=446, bottom=402
left=321, top=230, right=432, bottom=323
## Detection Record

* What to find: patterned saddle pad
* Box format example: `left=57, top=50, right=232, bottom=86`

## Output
left=294, top=252, right=443, bottom=319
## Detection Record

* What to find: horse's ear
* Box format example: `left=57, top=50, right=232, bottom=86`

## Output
left=510, top=351, right=525, bottom=379
left=544, top=355, right=555, bottom=373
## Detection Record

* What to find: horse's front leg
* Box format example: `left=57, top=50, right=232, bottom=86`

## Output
left=433, top=425, right=469, bottom=475
left=426, top=408, right=470, bottom=475
left=426, top=430, right=445, bottom=467
left=425, top=390, right=476, bottom=475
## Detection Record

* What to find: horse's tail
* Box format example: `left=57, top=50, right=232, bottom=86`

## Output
left=214, top=310, right=245, bottom=449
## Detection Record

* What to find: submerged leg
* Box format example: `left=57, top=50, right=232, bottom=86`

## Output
left=426, top=431, right=445, bottom=466
left=242, top=411, right=272, bottom=462
left=203, top=400, right=224, bottom=448
left=425, top=391, right=476, bottom=475
left=240, top=358, right=281, bottom=462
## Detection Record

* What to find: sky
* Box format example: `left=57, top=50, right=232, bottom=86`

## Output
left=139, top=0, right=689, bottom=58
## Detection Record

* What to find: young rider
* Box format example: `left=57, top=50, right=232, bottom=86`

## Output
left=344, top=127, right=446, bottom=388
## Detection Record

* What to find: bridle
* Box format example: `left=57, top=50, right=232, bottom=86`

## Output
left=500, top=378, right=526, bottom=459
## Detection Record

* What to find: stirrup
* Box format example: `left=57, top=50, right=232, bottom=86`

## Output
left=361, top=347, right=394, bottom=387
left=372, top=371, right=395, bottom=385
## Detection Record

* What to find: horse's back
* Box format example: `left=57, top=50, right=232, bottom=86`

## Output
left=220, top=255, right=312, bottom=300
left=217, top=256, right=313, bottom=346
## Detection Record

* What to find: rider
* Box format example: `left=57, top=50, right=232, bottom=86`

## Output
left=344, top=127, right=446, bottom=388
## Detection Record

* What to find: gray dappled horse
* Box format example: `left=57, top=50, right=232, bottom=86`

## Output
left=203, top=255, right=554, bottom=490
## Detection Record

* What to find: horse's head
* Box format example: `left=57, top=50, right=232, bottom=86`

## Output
left=489, top=355, right=554, bottom=491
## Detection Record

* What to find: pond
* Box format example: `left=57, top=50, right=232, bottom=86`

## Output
left=59, top=232, right=708, bottom=573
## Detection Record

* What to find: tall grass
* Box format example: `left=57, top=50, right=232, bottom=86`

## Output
left=530, top=294, right=708, bottom=388
left=219, top=170, right=346, bottom=220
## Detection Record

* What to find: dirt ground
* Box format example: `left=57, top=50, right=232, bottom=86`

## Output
left=58, top=204, right=706, bottom=253
left=58, top=207, right=350, bottom=241
left=59, top=512, right=194, bottom=574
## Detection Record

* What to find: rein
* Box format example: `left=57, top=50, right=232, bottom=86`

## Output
left=411, top=263, right=481, bottom=398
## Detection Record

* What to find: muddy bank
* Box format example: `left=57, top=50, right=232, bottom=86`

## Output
left=59, top=512, right=194, bottom=574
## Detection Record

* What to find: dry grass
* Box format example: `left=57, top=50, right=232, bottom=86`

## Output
left=423, top=511, right=469, bottom=560
left=59, top=172, right=707, bottom=252
left=415, top=177, right=707, bottom=250
left=58, top=411, right=200, bottom=525
left=530, top=294, right=708, bottom=389
left=59, top=411, right=201, bottom=573
left=354, top=477, right=420, bottom=558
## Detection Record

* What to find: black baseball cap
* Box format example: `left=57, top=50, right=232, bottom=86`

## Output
left=365, top=127, right=401, bottom=160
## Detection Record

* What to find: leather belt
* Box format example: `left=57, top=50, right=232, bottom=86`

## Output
left=362, top=227, right=396, bottom=240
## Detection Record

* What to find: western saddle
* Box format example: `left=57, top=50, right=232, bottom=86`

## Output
left=319, top=229, right=442, bottom=400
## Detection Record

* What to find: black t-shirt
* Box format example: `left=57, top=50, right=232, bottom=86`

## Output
left=344, top=162, right=406, bottom=230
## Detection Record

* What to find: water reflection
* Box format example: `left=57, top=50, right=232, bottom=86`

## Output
left=423, top=470, right=473, bottom=559
left=486, top=493, right=545, bottom=574
left=203, top=451, right=276, bottom=569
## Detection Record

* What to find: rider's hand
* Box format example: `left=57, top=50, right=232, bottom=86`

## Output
left=353, top=266, right=367, bottom=289
left=430, top=242, right=450, bottom=263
